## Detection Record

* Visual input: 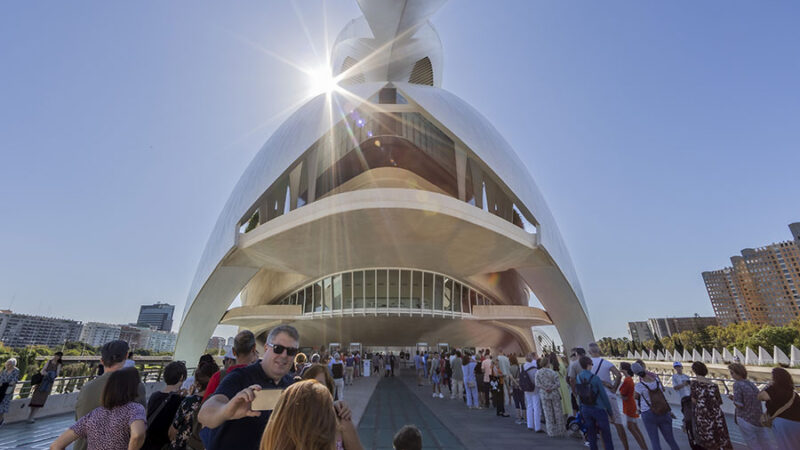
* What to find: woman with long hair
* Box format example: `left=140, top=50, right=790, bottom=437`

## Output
left=553, top=353, right=573, bottom=418
left=260, top=380, right=338, bottom=450
left=51, top=368, right=146, bottom=450
left=302, top=364, right=364, bottom=450
left=28, top=351, right=63, bottom=423
left=757, top=367, right=800, bottom=448
left=508, top=354, right=526, bottom=425
left=618, top=362, right=648, bottom=450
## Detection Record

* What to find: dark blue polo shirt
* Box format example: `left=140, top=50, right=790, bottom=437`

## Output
left=206, top=361, right=294, bottom=450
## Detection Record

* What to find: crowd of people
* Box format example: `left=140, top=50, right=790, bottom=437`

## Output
left=412, top=342, right=800, bottom=450
left=0, top=328, right=798, bottom=449
left=42, top=326, right=429, bottom=450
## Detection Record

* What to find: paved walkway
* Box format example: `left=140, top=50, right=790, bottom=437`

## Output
left=0, top=413, right=74, bottom=449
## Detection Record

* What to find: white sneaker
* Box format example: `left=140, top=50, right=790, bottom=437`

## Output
left=439, top=393, right=444, bottom=398
left=432, top=393, right=437, bottom=398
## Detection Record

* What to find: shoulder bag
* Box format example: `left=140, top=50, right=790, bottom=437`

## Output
left=761, top=392, right=797, bottom=427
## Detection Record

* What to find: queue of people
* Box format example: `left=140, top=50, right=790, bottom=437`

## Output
left=0, top=330, right=794, bottom=450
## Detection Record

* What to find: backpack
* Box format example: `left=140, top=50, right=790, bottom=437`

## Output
left=331, top=362, right=344, bottom=379
left=639, top=380, right=671, bottom=416
left=519, top=366, right=536, bottom=392
left=577, top=374, right=598, bottom=406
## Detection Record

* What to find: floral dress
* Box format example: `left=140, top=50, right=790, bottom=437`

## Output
left=535, top=367, right=565, bottom=437
left=690, top=379, right=732, bottom=450
left=170, top=394, right=202, bottom=450
left=0, top=367, right=20, bottom=414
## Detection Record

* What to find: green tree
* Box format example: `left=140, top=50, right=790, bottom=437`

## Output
left=744, top=326, right=800, bottom=354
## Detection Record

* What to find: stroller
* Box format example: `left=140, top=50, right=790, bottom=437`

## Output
left=567, top=412, right=587, bottom=439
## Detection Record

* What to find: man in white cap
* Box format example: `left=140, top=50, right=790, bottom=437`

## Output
left=671, top=361, right=692, bottom=434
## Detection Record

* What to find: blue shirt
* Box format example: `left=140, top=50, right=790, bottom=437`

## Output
left=207, top=361, right=294, bottom=450
left=576, top=369, right=612, bottom=414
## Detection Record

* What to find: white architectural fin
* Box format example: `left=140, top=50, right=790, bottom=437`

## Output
left=774, top=346, right=790, bottom=366
left=673, top=350, right=682, bottom=362
left=758, top=346, right=774, bottom=366
left=734, top=348, right=745, bottom=363
left=791, top=345, right=800, bottom=368
left=702, top=348, right=712, bottom=363
left=711, top=348, right=723, bottom=364
left=656, top=350, right=665, bottom=361
left=745, top=347, right=758, bottom=366
left=722, top=347, right=733, bottom=363
left=683, top=349, right=692, bottom=361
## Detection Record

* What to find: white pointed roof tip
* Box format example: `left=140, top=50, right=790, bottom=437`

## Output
left=711, top=349, right=723, bottom=364
left=774, top=346, right=790, bottom=365
left=701, top=349, right=712, bottom=363
left=656, top=350, right=665, bottom=361
left=648, top=350, right=656, bottom=360
left=692, top=349, right=702, bottom=362
left=673, top=350, right=682, bottom=362
left=722, top=348, right=733, bottom=363
left=745, top=347, right=758, bottom=366
left=683, top=349, right=692, bottom=361
left=758, top=347, right=774, bottom=366
left=633, top=350, right=641, bottom=360
left=791, top=345, right=800, bottom=368
left=626, top=351, right=634, bottom=359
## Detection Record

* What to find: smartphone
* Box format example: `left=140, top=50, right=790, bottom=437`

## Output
left=251, top=389, right=283, bottom=411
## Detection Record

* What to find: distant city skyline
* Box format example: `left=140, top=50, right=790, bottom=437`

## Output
left=1, top=2, right=799, bottom=341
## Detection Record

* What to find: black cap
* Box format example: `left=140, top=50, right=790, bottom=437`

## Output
left=101, top=340, right=129, bottom=366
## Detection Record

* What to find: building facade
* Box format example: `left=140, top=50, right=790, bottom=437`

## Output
left=174, top=0, right=594, bottom=362
left=627, top=321, right=654, bottom=343
left=647, top=316, right=718, bottom=340
left=0, top=311, right=82, bottom=348
left=136, top=303, right=175, bottom=332
left=703, top=223, right=800, bottom=326
left=79, top=322, right=122, bottom=348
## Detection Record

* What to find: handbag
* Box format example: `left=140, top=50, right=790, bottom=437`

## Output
left=760, top=392, right=797, bottom=427
left=30, top=373, right=43, bottom=386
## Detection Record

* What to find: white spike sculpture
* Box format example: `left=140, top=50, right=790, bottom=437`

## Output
left=758, top=347, right=773, bottom=366
left=683, top=349, right=692, bottom=361
left=745, top=347, right=758, bottom=366
left=734, top=348, right=745, bottom=363
left=656, top=350, right=665, bottom=361
left=702, top=349, right=712, bottom=363
left=634, top=351, right=641, bottom=360
left=673, top=350, right=682, bottom=362
left=722, top=348, right=733, bottom=363
left=649, top=350, right=656, bottom=360
left=712, top=349, right=723, bottom=364
left=692, top=349, right=702, bottom=362
left=774, top=346, right=790, bottom=366
left=627, top=351, right=634, bottom=359
left=791, top=346, right=800, bottom=368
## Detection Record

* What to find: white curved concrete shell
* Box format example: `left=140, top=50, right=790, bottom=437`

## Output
left=175, top=0, right=594, bottom=362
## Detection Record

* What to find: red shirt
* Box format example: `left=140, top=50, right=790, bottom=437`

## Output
left=619, top=376, right=638, bottom=418
left=202, top=364, right=247, bottom=402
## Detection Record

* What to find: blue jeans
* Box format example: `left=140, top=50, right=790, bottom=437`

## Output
left=580, top=404, right=613, bottom=450
left=641, top=410, right=679, bottom=450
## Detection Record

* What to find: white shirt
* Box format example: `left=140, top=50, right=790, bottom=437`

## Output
left=590, top=357, right=614, bottom=393
left=123, top=359, right=136, bottom=368
left=181, top=376, right=194, bottom=391
left=671, top=373, right=691, bottom=398
left=634, top=379, right=661, bottom=412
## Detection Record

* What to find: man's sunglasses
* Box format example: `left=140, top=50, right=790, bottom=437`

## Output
left=267, top=343, right=299, bottom=356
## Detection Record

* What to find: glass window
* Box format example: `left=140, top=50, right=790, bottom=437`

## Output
left=343, top=272, right=353, bottom=309
left=434, top=275, right=443, bottom=310
left=469, top=289, right=477, bottom=312
left=412, top=271, right=422, bottom=309
left=353, top=271, right=364, bottom=309
left=332, top=274, right=342, bottom=311
left=315, top=280, right=326, bottom=312
left=299, top=290, right=307, bottom=313
left=400, top=270, right=412, bottom=308
left=378, top=270, right=400, bottom=309
left=377, top=270, right=388, bottom=308
left=323, top=277, right=333, bottom=311
left=365, top=270, right=376, bottom=308
left=443, top=278, right=452, bottom=311
left=423, top=272, right=434, bottom=309
left=453, top=282, right=463, bottom=313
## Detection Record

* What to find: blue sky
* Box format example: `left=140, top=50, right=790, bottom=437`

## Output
left=1, top=1, right=798, bottom=340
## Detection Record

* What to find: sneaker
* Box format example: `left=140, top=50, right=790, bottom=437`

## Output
left=439, top=393, right=444, bottom=398
left=432, top=393, right=437, bottom=398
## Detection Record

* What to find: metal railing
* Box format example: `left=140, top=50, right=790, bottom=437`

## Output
left=649, top=372, right=800, bottom=394
left=9, top=368, right=165, bottom=401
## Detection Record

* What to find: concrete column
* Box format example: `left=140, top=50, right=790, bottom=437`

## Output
left=468, top=161, right=483, bottom=209
left=306, top=150, right=319, bottom=204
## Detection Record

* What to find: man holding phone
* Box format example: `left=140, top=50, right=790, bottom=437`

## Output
left=198, top=325, right=352, bottom=450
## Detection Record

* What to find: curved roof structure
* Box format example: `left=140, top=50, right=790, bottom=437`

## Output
left=175, top=0, right=593, bottom=362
